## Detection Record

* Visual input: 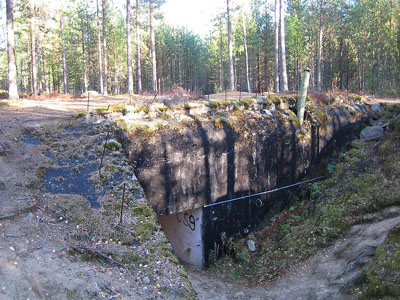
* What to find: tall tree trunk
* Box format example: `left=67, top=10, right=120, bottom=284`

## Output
left=242, top=11, right=251, bottom=93
left=114, top=49, right=118, bottom=94
left=317, top=0, right=324, bottom=91
left=30, top=0, right=37, bottom=95
left=19, top=59, right=24, bottom=92
left=42, top=50, right=50, bottom=94
left=227, top=0, right=235, bottom=90
left=102, top=0, right=108, bottom=95
left=60, top=15, right=68, bottom=94
left=279, top=0, right=288, bottom=92
left=37, top=43, right=42, bottom=95
left=126, top=0, right=133, bottom=94
left=96, top=0, right=104, bottom=94
left=6, top=0, right=18, bottom=99
left=264, top=9, right=269, bottom=92
left=149, top=0, right=157, bottom=93
left=339, top=34, right=343, bottom=90
left=136, top=0, right=142, bottom=94
left=219, top=19, right=224, bottom=91
left=397, top=22, right=400, bottom=86
left=81, top=24, right=88, bottom=93
left=274, top=0, right=279, bottom=93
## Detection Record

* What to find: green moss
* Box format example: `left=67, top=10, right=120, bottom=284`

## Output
left=237, top=98, right=253, bottom=109
left=135, top=218, right=157, bottom=240
left=110, top=103, right=127, bottom=115
left=157, top=105, right=168, bottom=113
left=214, top=115, right=231, bottom=129
left=209, top=99, right=234, bottom=109
left=104, top=140, right=121, bottom=151
left=75, top=111, right=87, bottom=119
left=134, top=104, right=143, bottom=113
left=117, top=119, right=128, bottom=131
left=96, top=107, right=109, bottom=115
left=158, top=243, right=172, bottom=258
left=268, top=96, right=281, bottom=106
left=130, top=254, right=140, bottom=262
left=131, top=205, right=153, bottom=217
left=142, top=106, right=150, bottom=115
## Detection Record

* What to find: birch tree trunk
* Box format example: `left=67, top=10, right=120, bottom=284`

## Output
left=279, top=0, right=288, bottom=92
left=136, top=0, right=142, bottom=94
left=6, top=0, right=19, bottom=99
left=126, top=0, right=133, bottom=94
left=102, top=0, right=108, bottom=95
left=274, top=0, right=279, bottom=93
left=30, top=0, right=37, bottom=95
left=243, top=11, right=251, bottom=93
left=60, top=15, right=68, bottom=94
left=227, top=0, right=235, bottom=91
left=317, top=0, right=324, bottom=91
left=96, top=0, right=104, bottom=94
left=149, top=0, right=157, bottom=93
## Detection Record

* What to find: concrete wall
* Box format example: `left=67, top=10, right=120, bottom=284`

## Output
left=128, top=104, right=369, bottom=216
left=158, top=208, right=204, bottom=268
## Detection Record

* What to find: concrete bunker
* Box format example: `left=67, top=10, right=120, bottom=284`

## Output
left=125, top=98, right=370, bottom=268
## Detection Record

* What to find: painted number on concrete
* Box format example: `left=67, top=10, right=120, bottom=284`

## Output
left=176, top=212, right=198, bottom=231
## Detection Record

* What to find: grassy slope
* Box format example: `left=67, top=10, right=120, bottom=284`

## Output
left=210, top=104, right=400, bottom=298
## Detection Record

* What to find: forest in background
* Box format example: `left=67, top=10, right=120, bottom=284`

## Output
left=1, top=0, right=399, bottom=100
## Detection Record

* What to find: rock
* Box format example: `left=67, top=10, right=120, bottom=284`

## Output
left=360, top=125, right=384, bottom=141
left=255, top=96, right=267, bottom=102
left=246, top=240, right=256, bottom=252
left=104, top=119, right=116, bottom=126
left=105, top=139, right=122, bottom=150
left=142, top=276, right=150, bottom=285
left=262, top=109, right=274, bottom=118
left=82, top=90, right=99, bottom=97
left=370, top=103, right=382, bottom=113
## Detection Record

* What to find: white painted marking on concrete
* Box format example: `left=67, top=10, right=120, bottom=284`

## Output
left=159, top=207, right=204, bottom=268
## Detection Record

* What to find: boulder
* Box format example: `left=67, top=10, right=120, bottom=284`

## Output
left=370, top=103, right=382, bottom=113
left=360, top=125, right=384, bottom=141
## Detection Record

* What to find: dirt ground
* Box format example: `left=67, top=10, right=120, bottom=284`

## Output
left=186, top=207, right=400, bottom=300
left=1, top=95, right=399, bottom=300
left=0, top=97, right=191, bottom=299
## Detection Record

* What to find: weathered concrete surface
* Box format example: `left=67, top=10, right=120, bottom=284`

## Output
left=127, top=101, right=370, bottom=216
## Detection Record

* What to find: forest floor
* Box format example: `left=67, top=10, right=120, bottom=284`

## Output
left=0, top=93, right=399, bottom=299
left=0, top=96, right=194, bottom=299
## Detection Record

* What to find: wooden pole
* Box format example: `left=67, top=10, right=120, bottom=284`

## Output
left=297, top=68, right=311, bottom=126
left=119, top=183, right=126, bottom=225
